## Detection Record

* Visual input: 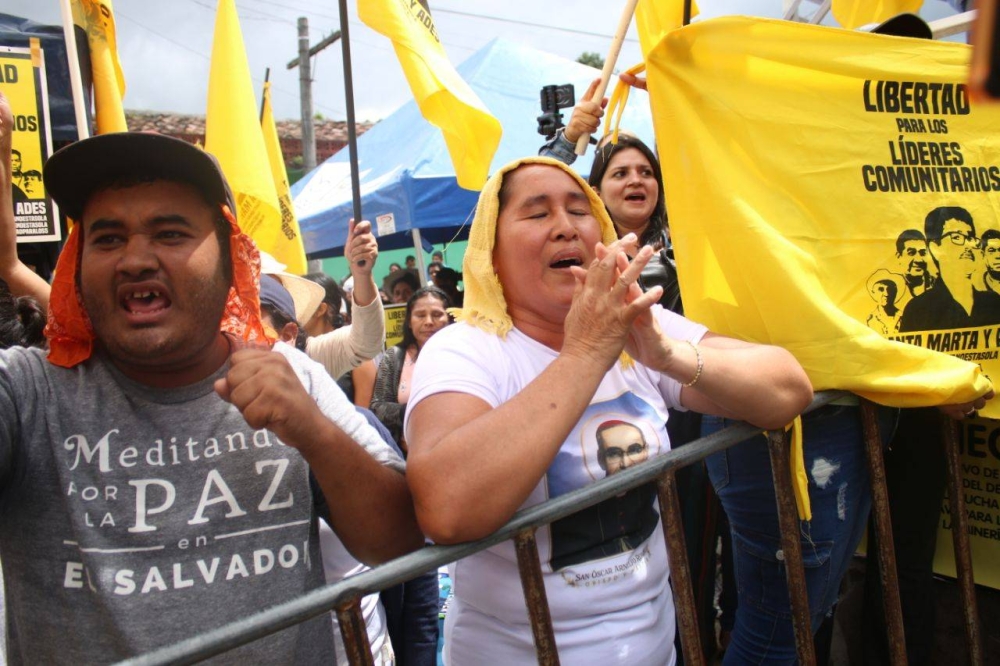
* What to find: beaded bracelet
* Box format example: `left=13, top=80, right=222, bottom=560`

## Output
left=682, top=340, right=704, bottom=387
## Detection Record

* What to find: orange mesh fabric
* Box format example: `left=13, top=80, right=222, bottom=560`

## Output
left=45, top=204, right=273, bottom=368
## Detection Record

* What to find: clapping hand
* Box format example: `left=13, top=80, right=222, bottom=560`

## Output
left=562, top=234, right=661, bottom=369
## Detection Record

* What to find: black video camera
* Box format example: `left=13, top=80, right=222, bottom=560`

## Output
left=537, top=84, right=575, bottom=138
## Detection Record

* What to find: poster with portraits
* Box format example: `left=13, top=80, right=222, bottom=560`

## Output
left=1, top=43, right=60, bottom=243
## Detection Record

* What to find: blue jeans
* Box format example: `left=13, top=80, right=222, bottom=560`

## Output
left=704, top=404, right=893, bottom=665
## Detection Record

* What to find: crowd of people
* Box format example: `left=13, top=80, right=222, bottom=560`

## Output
left=0, top=18, right=994, bottom=663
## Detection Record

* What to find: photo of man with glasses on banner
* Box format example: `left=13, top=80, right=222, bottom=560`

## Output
left=898, top=206, right=1000, bottom=332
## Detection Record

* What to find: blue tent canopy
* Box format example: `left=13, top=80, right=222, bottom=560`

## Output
left=292, top=38, right=656, bottom=258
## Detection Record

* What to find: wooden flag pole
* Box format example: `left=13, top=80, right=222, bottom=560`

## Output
left=574, top=0, right=641, bottom=156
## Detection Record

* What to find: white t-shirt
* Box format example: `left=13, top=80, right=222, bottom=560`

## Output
left=405, top=307, right=707, bottom=665
left=319, top=521, right=393, bottom=666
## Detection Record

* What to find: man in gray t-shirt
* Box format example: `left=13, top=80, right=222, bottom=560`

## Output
left=0, top=102, right=422, bottom=664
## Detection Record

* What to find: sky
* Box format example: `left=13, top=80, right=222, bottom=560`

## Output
left=5, top=1, right=965, bottom=122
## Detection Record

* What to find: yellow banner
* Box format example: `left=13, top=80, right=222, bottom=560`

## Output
left=205, top=0, right=283, bottom=258
left=831, top=0, right=924, bottom=30
left=71, top=0, right=127, bottom=133
left=261, top=82, right=307, bottom=275
left=645, top=17, right=997, bottom=415
left=1, top=45, right=60, bottom=242
left=359, top=0, right=501, bottom=191
left=635, top=0, right=698, bottom=59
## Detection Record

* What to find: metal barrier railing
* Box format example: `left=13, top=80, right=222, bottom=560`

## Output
left=117, top=390, right=983, bottom=666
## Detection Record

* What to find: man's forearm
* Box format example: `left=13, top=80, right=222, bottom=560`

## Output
left=285, top=411, right=423, bottom=564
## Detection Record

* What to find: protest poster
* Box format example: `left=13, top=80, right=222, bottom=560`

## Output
left=1, top=43, right=60, bottom=243
left=934, top=416, right=1000, bottom=588
left=385, top=303, right=406, bottom=349
left=644, top=16, right=1000, bottom=586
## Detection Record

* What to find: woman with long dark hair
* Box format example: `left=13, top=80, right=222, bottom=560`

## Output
left=588, top=134, right=668, bottom=251
left=371, top=286, right=452, bottom=451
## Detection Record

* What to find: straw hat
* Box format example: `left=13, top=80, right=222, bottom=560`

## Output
left=866, top=269, right=907, bottom=307
left=258, top=251, right=326, bottom=324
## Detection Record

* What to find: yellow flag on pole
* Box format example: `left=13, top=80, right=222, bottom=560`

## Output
left=635, top=0, right=699, bottom=58
left=205, top=0, right=285, bottom=267
left=71, top=0, right=127, bottom=133
left=831, top=0, right=924, bottom=30
left=358, top=0, right=501, bottom=190
left=260, top=82, right=307, bottom=274
left=644, top=17, right=995, bottom=413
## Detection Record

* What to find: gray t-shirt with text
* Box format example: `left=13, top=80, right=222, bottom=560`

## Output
left=0, top=342, right=403, bottom=664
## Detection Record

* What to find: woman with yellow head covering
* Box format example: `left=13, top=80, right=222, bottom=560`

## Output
left=404, top=157, right=812, bottom=665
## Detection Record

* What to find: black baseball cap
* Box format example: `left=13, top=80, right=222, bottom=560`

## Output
left=867, top=13, right=933, bottom=40
left=43, top=132, right=236, bottom=220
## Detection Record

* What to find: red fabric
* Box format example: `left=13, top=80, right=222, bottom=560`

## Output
left=45, top=204, right=273, bottom=368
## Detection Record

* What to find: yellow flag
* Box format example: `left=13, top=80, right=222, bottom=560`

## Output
left=359, top=0, right=501, bottom=190
left=831, top=0, right=924, bottom=30
left=205, top=0, right=284, bottom=266
left=71, top=0, right=127, bottom=133
left=645, top=17, right=996, bottom=414
left=635, top=0, right=699, bottom=58
left=260, top=82, right=307, bottom=274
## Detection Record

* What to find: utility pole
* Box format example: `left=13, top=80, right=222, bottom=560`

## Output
left=287, top=18, right=342, bottom=172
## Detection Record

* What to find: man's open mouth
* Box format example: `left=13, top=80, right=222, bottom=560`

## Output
left=122, top=290, right=171, bottom=315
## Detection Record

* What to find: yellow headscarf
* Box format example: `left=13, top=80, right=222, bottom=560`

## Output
left=456, top=156, right=619, bottom=336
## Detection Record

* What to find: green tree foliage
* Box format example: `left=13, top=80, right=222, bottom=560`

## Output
left=576, top=51, right=604, bottom=69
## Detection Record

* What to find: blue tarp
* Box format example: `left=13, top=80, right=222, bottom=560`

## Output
left=292, top=38, right=656, bottom=258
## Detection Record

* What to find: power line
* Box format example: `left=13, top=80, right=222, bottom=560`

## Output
left=115, top=9, right=345, bottom=117
left=239, top=0, right=475, bottom=52
left=184, top=0, right=297, bottom=26
left=430, top=6, right=640, bottom=43
left=241, top=0, right=340, bottom=24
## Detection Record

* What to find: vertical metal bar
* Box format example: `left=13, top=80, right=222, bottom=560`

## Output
left=766, top=428, right=816, bottom=666
left=807, top=0, right=832, bottom=24
left=513, top=529, right=560, bottom=666
left=336, top=598, right=375, bottom=666
left=942, top=417, right=984, bottom=665
left=657, top=473, right=705, bottom=666
left=337, top=0, right=363, bottom=227
left=859, top=401, right=907, bottom=665
left=782, top=0, right=805, bottom=21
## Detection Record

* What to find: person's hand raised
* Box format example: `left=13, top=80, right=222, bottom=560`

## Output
left=618, top=71, right=648, bottom=91
left=347, top=219, right=378, bottom=278
left=562, top=234, right=661, bottom=370
left=563, top=77, right=608, bottom=144
left=0, top=91, right=13, bottom=189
